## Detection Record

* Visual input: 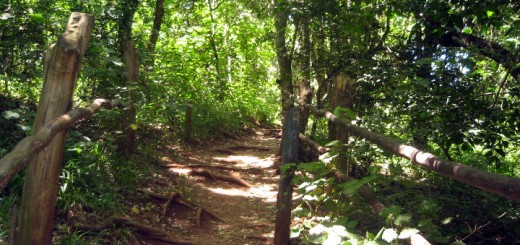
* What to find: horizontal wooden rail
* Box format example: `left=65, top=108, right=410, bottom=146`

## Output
left=292, top=96, right=520, bottom=201
left=0, top=99, right=124, bottom=191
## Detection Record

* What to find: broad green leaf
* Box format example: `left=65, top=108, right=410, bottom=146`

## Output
left=341, top=175, right=376, bottom=195
left=334, top=106, right=357, bottom=120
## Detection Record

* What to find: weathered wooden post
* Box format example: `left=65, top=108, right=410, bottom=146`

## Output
left=274, top=106, right=299, bottom=245
left=185, top=101, right=193, bottom=141
left=13, top=13, right=94, bottom=245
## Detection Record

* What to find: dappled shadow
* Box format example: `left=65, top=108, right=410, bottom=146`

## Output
left=146, top=128, right=281, bottom=244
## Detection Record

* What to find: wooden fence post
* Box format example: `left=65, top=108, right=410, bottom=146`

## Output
left=274, top=106, right=299, bottom=245
left=185, top=101, right=193, bottom=141
left=13, top=13, right=94, bottom=245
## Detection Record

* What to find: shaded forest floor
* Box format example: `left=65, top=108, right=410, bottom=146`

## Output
left=124, top=128, right=282, bottom=244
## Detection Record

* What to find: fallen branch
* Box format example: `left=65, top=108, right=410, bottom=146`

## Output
left=71, top=216, right=192, bottom=245
left=0, top=99, right=125, bottom=191
left=190, top=168, right=252, bottom=188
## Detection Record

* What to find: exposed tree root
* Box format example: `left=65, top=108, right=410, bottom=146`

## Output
left=163, top=193, right=181, bottom=216
left=162, top=163, right=263, bottom=174
left=71, top=216, right=192, bottom=245
left=194, top=207, right=203, bottom=227
left=246, top=234, right=271, bottom=241
left=138, top=189, right=225, bottom=224
left=190, top=168, right=252, bottom=188
left=224, top=146, right=271, bottom=152
left=214, top=148, right=236, bottom=155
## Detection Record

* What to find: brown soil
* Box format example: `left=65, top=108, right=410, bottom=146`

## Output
left=128, top=128, right=281, bottom=244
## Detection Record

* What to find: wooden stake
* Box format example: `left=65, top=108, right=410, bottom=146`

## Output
left=13, top=13, right=94, bottom=245
left=274, top=107, right=299, bottom=245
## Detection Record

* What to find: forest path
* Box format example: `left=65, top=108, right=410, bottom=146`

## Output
left=137, top=128, right=281, bottom=244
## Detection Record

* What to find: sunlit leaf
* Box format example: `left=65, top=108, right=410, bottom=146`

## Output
left=398, top=228, right=419, bottom=239
left=0, top=13, right=13, bottom=20
left=2, top=111, right=20, bottom=120
left=382, top=228, right=398, bottom=243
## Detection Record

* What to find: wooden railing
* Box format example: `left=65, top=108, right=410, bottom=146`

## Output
left=274, top=93, right=520, bottom=244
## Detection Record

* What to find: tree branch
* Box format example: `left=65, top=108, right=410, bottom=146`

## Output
left=0, top=99, right=125, bottom=191
left=439, top=31, right=519, bottom=81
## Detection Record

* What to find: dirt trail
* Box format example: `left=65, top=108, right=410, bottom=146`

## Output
left=137, top=128, right=281, bottom=244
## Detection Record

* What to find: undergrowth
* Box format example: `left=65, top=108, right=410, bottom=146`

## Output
left=290, top=141, right=520, bottom=245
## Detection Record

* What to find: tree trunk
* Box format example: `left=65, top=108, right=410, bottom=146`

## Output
left=297, top=17, right=313, bottom=134
left=309, top=26, right=327, bottom=140
left=207, top=0, right=226, bottom=101
left=274, top=0, right=293, bottom=113
left=117, top=0, right=139, bottom=154
left=13, top=13, right=94, bottom=245
left=273, top=0, right=294, bottom=169
left=146, top=0, right=164, bottom=69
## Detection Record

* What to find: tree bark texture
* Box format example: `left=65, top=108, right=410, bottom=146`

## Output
left=14, top=13, right=94, bottom=245
left=328, top=73, right=357, bottom=175
left=0, top=99, right=122, bottom=192
left=274, top=107, right=299, bottom=245
left=274, top=0, right=293, bottom=114
left=297, top=17, right=313, bottom=133
left=294, top=97, right=520, bottom=201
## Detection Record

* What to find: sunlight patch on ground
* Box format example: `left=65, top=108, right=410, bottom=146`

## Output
left=168, top=168, right=192, bottom=175
left=207, top=184, right=278, bottom=203
left=207, top=187, right=248, bottom=197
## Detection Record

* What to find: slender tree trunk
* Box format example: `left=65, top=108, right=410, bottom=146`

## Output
left=14, top=13, right=94, bottom=245
left=207, top=0, right=226, bottom=101
left=298, top=17, right=313, bottom=134
left=310, top=25, right=326, bottom=140
left=117, top=0, right=139, bottom=154
left=274, top=0, right=293, bottom=113
left=146, top=0, right=164, bottom=69
left=273, top=0, right=294, bottom=169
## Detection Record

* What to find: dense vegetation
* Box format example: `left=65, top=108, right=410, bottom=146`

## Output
left=1, top=0, right=519, bottom=244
